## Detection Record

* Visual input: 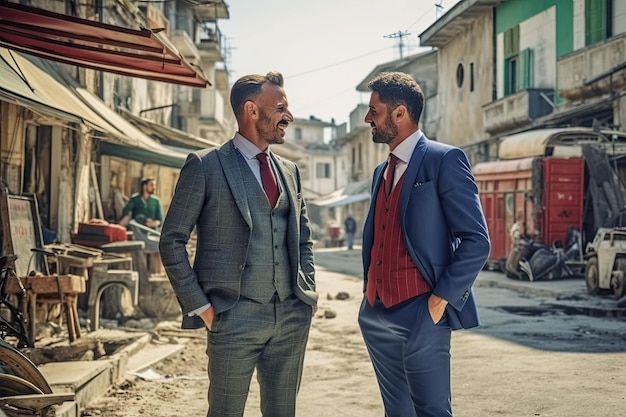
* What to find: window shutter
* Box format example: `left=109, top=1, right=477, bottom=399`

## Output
left=585, top=0, right=608, bottom=45
left=517, top=48, right=533, bottom=91
left=503, top=26, right=520, bottom=58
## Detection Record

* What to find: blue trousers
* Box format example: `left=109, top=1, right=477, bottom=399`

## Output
left=358, top=293, right=453, bottom=417
left=206, top=294, right=312, bottom=417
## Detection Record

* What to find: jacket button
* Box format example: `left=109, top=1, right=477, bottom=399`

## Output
left=238, top=264, right=245, bottom=271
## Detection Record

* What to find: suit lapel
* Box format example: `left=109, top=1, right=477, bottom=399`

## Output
left=399, top=133, right=428, bottom=214
left=216, top=140, right=253, bottom=228
left=270, top=152, right=295, bottom=199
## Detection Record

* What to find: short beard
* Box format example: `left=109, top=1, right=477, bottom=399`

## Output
left=372, top=117, right=398, bottom=144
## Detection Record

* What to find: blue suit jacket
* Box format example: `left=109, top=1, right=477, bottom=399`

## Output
left=362, top=133, right=490, bottom=330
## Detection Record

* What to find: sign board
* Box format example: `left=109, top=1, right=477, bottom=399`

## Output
left=0, top=191, right=45, bottom=277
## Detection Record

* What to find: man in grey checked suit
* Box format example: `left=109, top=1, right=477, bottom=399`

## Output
left=159, top=71, right=318, bottom=417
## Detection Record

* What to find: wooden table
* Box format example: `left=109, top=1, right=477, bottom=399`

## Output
left=4, top=274, right=86, bottom=344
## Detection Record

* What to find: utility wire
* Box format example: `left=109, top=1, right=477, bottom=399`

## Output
left=406, top=5, right=436, bottom=32
left=287, top=46, right=391, bottom=79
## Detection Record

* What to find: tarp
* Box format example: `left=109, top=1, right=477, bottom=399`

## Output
left=498, top=128, right=616, bottom=160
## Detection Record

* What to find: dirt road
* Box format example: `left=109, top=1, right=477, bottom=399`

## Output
left=83, top=258, right=626, bottom=417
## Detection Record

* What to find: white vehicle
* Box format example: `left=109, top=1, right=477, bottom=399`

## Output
left=584, top=227, right=626, bottom=298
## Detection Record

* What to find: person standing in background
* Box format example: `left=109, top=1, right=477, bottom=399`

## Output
left=344, top=214, right=357, bottom=250
left=357, top=71, right=490, bottom=417
left=159, top=71, right=317, bottom=417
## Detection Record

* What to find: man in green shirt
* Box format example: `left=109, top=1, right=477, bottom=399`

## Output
left=119, top=177, right=163, bottom=230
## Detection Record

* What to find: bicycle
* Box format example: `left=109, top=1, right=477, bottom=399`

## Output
left=0, top=254, right=31, bottom=348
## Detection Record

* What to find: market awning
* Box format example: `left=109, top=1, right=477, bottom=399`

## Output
left=120, top=109, right=220, bottom=150
left=74, top=88, right=187, bottom=168
left=0, top=48, right=187, bottom=168
left=0, top=1, right=209, bottom=87
left=312, top=179, right=372, bottom=208
left=0, top=47, right=117, bottom=130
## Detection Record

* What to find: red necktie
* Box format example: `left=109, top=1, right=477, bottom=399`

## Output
left=385, top=153, right=400, bottom=198
left=256, top=153, right=279, bottom=207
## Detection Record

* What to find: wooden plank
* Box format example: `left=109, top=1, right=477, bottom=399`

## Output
left=5, top=275, right=86, bottom=295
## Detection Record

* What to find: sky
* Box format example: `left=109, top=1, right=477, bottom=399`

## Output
left=219, top=0, right=461, bottom=129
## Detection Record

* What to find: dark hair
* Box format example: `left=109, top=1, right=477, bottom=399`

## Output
left=141, top=177, right=155, bottom=187
left=367, top=72, right=424, bottom=124
left=230, top=71, right=285, bottom=119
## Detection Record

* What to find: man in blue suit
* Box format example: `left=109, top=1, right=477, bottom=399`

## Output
left=357, top=71, right=490, bottom=417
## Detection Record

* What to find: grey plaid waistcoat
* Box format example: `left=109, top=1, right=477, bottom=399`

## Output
left=238, top=158, right=293, bottom=303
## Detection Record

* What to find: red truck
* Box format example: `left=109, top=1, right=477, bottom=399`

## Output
left=473, top=128, right=626, bottom=271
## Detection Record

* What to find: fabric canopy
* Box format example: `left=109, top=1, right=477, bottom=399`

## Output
left=0, top=48, right=187, bottom=168
left=312, top=179, right=372, bottom=208
left=0, top=1, right=209, bottom=87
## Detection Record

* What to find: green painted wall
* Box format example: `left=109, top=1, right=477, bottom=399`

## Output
left=496, top=0, right=574, bottom=57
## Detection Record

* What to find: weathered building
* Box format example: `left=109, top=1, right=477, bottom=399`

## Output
left=420, top=0, right=502, bottom=163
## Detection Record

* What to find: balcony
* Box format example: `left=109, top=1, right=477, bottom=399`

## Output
left=483, top=89, right=555, bottom=134
left=170, top=30, right=200, bottom=61
left=197, top=22, right=226, bottom=63
left=558, top=33, right=626, bottom=102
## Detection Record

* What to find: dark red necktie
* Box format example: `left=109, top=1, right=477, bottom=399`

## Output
left=256, top=153, right=279, bottom=207
left=385, top=153, right=399, bottom=198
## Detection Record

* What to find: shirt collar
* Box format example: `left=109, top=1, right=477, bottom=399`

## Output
left=391, top=129, right=422, bottom=164
left=233, top=132, right=270, bottom=160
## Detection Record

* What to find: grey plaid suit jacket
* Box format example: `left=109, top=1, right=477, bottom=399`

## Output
left=159, top=139, right=318, bottom=329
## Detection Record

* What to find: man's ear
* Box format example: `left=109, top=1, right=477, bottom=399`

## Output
left=244, top=100, right=258, bottom=119
left=393, top=105, right=407, bottom=122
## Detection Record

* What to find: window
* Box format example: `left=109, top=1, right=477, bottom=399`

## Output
left=505, top=57, right=518, bottom=95
left=503, top=25, right=531, bottom=96
left=504, top=49, right=533, bottom=95
left=456, top=63, right=464, bottom=88
left=316, top=163, right=331, bottom=178
left=470, top=62, right=475, bottom=92
left=295, top=127, right=302, bottom=140
left=585, top=0, right=612, bottom=45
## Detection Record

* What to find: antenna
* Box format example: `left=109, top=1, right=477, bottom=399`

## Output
left=435, top=1, right=444, bottom=19
left=384, top=30, right=411, bottom=59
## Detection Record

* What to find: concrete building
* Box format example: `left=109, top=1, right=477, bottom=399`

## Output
left=420, top=0, right=503, bottom=164
left=419, top=0, right=626, bottom=163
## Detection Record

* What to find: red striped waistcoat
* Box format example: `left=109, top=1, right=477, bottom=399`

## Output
left=366, top=174, right=431, bottom=307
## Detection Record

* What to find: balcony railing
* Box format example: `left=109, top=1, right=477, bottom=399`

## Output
left=197, top=22, right=226, bottom=62
left=483, top=89, right=555, bottom=134
left=558, top=33, right=626, bottom=102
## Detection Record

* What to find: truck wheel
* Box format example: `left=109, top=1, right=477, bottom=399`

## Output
left=612, top=258, right=626, bottom=299
left=585, top=257, right=600, bottom=294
